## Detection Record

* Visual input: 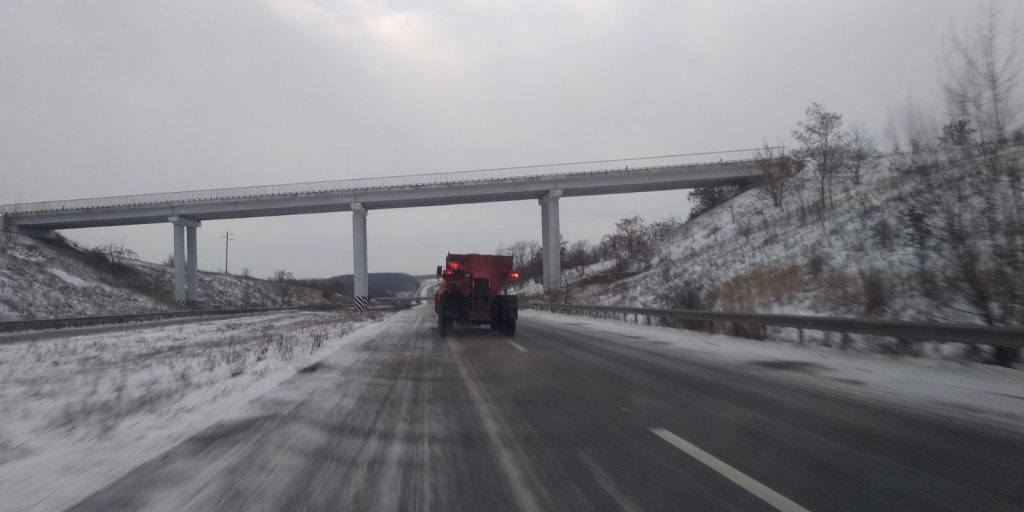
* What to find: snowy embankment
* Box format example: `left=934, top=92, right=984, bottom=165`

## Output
left=0, top=309, right=389, bottom=511
left=0, top=235, right=167, bottom=320
left=0, top=233, right=326, bottom=321
left=524, top=310, right=1024, bottom=430
left=571, top=148, right=1023, bottom=360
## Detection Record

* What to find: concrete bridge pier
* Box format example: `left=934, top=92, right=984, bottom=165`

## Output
left=540, top=190, right=562, bottom=295
left=351, top=203, right=369, bottom=311
left=169, top=216, right=200, bottom=303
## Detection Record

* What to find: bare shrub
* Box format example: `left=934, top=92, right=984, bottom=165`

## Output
left=309, top=327, right=328, bottom=353
left=806, top=246, right=829, bottom=278
left=860, top=268, right=890, bottom=317
left=275, top=336, right=295, bottom=361
left=736, top=220, right=754, bottom=244
left=871, top=219, right=895, bottom=250
left=657, top=279, right=719, bottom=331
left=687, top=186, right=740, bottom=220
left=845, top=125, right=879, bottom=185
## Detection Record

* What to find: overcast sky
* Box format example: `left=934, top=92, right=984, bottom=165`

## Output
left=1, top=0, right=979, bottom=277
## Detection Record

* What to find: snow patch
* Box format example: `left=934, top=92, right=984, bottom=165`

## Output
left=47, top=268, right=89, bottom=288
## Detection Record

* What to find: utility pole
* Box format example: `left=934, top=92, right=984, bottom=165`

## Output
left=221, top=231, right=235, bottom=274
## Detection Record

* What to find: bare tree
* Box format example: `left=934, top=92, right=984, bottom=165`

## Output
left=273, top=269, right=295, bottom=305
left=754, top=141, right=794, bottom=209
left=601, top=216, right=654, bottom=269
left=792, top=103, right=847, bottom=212
left=943, top=1, right=1022, bottom=145
left=884, top=109, right=903, bottom=154
left=564, top=240, right=591, bottom=277
left=845, top=125, right=878, bottom=185
left=898, top=96, right=940, bottom=154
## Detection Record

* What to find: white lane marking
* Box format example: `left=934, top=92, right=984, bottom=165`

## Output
left=578, top=449, right=641, bottom=512
left=449, top=339, right=542, bottom=512
left=650, top=427, right=811, bottom=512
left=506, top=339, right=528, bottom=352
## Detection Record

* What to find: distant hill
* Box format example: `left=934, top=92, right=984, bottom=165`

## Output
left=296, top=273, right=420, bottom=298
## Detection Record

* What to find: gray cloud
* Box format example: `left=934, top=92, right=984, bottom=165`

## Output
left=0, top=0, right=975, bottom=277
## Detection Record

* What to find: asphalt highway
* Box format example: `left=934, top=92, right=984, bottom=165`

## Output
left=70, top=307, right=1024, bottom=511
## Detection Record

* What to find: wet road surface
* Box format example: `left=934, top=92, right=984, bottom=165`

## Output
left=70, top=307, right=1024, bottom=511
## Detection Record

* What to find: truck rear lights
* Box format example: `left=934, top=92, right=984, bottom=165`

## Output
left=507, top=272, right=520, bottom=279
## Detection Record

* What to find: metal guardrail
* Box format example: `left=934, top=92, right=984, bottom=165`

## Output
left=524, top=303, right=1024, bottom=348
left=0, top=149, right=770, bottom=215
left=0, top=304, right=354, bottom=334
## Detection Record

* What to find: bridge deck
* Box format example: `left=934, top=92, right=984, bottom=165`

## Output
left=1, top=154, right=768, bottom=230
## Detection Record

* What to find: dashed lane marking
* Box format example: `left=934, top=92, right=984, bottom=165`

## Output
left=506, top=340, right=528, bottom=352
left=650, top=427, right=811, bottom=512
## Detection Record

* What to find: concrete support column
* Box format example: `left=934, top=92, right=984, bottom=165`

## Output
left=540, top=201, right=550, bottom=288
left=172, top=224, right=186, bottom=302
left=539, top=190, right=562, bottom=295
left=169, top=216, right=200, bottom=305
left=351, top=203, right=369, bottom=311
left=186, top=226, right=198, bottom=302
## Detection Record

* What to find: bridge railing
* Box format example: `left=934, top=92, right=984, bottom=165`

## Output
left=0, top=149, right=771, bottom=215
left=523, top=303, right=1024, bottom=348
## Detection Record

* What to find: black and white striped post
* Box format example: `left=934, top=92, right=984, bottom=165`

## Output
left=351, top=203, right=369, bottom=311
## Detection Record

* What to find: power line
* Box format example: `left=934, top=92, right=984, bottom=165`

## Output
left=418, top=147, right=783, bottom=175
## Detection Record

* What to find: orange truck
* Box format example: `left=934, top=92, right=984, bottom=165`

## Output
left=435, top=253, right=519, bottom=336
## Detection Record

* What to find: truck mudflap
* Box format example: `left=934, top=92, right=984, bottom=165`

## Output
left=493, top=294, right=518, bottom=320
left=438, top=294, right=464, bottom=321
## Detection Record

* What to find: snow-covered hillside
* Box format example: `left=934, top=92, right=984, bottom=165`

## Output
left=570, top=147, right=1023, bottom=359
left=0, top=233, right=325, bottom=321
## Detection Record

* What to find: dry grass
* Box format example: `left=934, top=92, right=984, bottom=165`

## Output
left=718, top=265, right=803, bottom=312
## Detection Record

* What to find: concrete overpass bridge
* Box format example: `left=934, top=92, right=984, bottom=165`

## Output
left=0, top=151, right=772, bottom=307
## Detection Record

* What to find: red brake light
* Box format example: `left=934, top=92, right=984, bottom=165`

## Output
left=448, top=261, right=459, bottom=270
left=443, top=269, right=455, bottom=277
left=508, top=272, right=519, bottom=279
